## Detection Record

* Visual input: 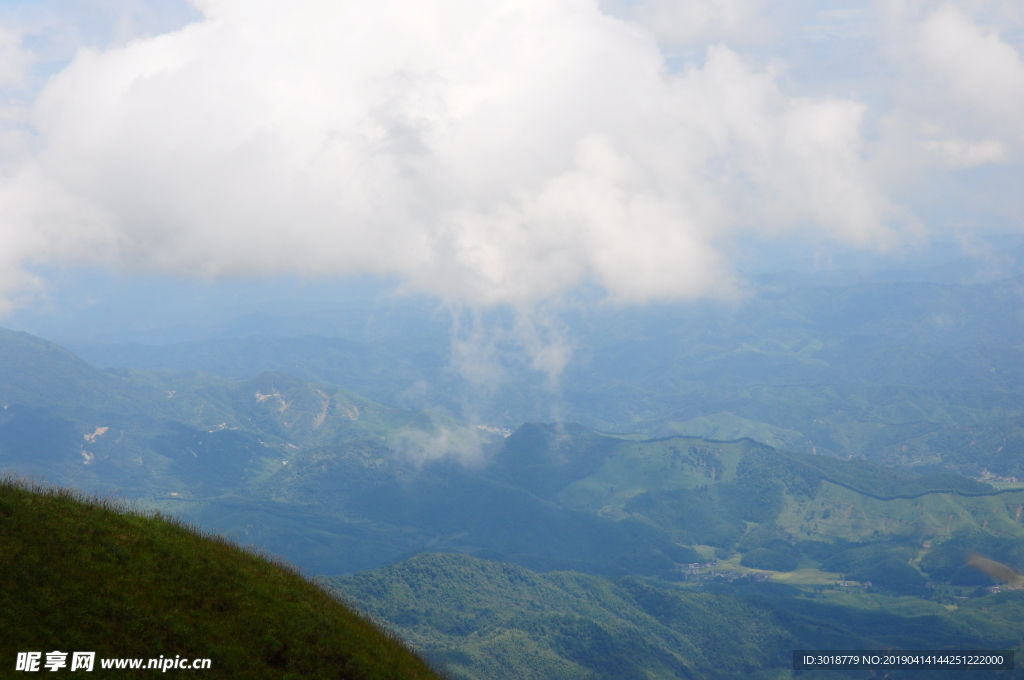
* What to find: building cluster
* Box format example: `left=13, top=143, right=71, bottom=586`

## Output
left=678, top=561, right=718, bottom=578
left=977, top=468, right=1021, bottom=484
left=985, top=584, right=1024, bottom=594
left=705, top=571, right=772, bottom=583
left=677, top=568, right=771, bottom=583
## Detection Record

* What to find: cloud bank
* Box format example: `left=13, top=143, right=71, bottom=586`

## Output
left=0, top=0, right=1020, bottom=313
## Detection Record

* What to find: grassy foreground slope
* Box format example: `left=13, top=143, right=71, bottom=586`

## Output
left=0, top=478, right=441, bottom=680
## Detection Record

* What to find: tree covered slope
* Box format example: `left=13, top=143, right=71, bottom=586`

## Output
left=330, top=552, right=1024, bottom=680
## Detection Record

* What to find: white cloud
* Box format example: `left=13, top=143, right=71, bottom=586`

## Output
left=921, top=137, right=1005, bottom=167
left=4, top=0, right=1023, bottom=392
left=916, top=4, right=1024, bottom=137
left=391, top=417, right=488, bottom=467
left=0, top=25, right=29, bottom=89
left=0, top=0, right=904, bottom=313
left=617, top=0, right=764, bottom=45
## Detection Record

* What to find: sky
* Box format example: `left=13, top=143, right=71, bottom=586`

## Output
left=0, top=0, right=1021, bottom=338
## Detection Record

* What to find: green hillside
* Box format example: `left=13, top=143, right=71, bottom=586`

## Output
left=330, top=552, right=1024, bottom=680
left=0, top=477, right=441, bottom=680
left=487, top=425, right=1024, bottom=561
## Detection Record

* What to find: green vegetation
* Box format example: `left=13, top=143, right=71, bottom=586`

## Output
left=331, top=552, right=1024, bottom=680
left=921, top=532, right=1024, bottom=585
left=740, top=547, right=798, bottom=572
left=818, top=542, right=917, bottom=574
left=0, top=477, right=441, bottom=680
left=851, top=558, right=928, bottom=596
left=328, top=552, right=795, bottom=680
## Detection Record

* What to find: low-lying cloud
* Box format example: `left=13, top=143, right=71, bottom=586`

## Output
left=391, top=417, right=489, bottom=467
left=0, top=0, right=1019, bottom=315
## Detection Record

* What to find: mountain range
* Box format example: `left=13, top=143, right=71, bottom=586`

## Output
left=3, top=266, right=1024, bottom=679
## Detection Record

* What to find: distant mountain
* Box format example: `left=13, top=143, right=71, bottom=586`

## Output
left=63, top=275, right=1024, bottom=478
left=0, top=327, right=498, bottom=572
left=0, top=328, right=163, bottom=413
left=0, top=477, right=440, bottom=680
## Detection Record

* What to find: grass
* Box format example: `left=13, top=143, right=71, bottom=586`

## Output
left=756, top=566, right=847, bottom=586
left=0, top=476, right=443, bottom=680
left=988, top=481, right=1024, bottom=490
left=676, top=552, right=850, bottom=586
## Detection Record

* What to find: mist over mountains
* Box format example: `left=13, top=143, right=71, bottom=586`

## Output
left=26, top=242, right=1021, bottom=480
left=2, top=243, right=1024, bottom=678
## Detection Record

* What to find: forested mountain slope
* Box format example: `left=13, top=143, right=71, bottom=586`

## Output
left=331, top=552, right=1024, bottom=680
